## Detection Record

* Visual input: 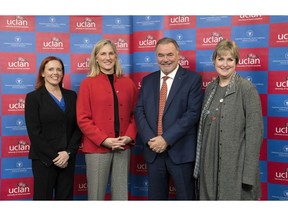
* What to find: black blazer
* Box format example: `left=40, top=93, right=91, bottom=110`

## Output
left=25, top=86, right=82, bottom=167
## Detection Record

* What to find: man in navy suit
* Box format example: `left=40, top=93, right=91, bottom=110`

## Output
left=134, top=37, right=203, bottom=200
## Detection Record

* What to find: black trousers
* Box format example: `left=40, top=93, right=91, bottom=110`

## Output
left=32, top=158, right=76, bottom=200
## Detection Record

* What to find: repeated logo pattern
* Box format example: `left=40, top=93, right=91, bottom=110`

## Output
left=0, top=15, right=288, bottom=200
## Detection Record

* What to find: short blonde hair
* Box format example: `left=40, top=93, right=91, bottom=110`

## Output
left=212, top=39, right=239, bottom=64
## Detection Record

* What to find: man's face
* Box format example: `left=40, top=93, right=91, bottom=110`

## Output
left=156, top=43, right=180, bottom=75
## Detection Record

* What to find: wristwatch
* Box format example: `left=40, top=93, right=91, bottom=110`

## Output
left=66, top=150, right=71, bottom=156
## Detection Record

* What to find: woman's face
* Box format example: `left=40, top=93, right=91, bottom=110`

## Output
left=42, top=60, right=63, bottom=87
left=214, top=51, right=236, bottom=80
left=96, top=44, right=116, bottom=74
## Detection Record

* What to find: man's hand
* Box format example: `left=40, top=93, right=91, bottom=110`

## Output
left=148, top=136, right=168, bottom=153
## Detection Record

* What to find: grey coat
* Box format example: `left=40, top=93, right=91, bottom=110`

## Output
left=201, top=75, right=264, bottom=200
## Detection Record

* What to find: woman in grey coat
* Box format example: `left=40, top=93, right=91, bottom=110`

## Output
left=194, top=39, right=264, bottom=200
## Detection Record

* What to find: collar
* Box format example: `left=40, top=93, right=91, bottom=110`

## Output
left=211, top=71, right=240, bottom=96
left=160, top=64, right=179, bottom=80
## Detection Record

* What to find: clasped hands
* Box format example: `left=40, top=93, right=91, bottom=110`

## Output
left=102, top=136, right=132, bottom=150
left=53, top=151, right=70, bottom=168
left=148, top=136, right=167, bottom=154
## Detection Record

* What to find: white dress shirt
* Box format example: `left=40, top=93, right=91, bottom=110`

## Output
left=159, top=65, right=179, bottom=98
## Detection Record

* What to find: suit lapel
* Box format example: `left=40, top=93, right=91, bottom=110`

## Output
left=62, top=89, right=71, bottom=114
left=41, top=87, right=67, bottom=115
left=153, top=71, right=161, bottom=119
left=164, top=67, right=184, bottom=114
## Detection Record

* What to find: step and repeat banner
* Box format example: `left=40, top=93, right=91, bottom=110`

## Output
left=0, top=15, right=288, bottom=200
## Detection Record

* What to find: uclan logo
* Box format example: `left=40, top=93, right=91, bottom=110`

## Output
left=275, top=168, right=288, bottom=180
left=238, top=53, right=261, bottom=65
left=77, top=58, right=90, bottom=68
left=8, top=182, right=30, bottom=195
left=179, top=55, right=189, bottom=67
left=203, top=77, right=217, bottom=88
left=76, top=18, right=96, bottom=28
left=6, top=16, right=28, bottom=26
left=78, top=183, right=88, bottom=190
left=43, top=37, right=64, bottom=48
left=275, top=123, right=288, bottom=135
left=8, top=57, right=30, bottom=68
left=9, top=98, right=25, bottom=110
left=276, top=78, right=288, bottom=88
left=139, top=35, right=157, bottom=46
left=169, top=16, right=190, bottom=24
left=239, top=15, right=262, bottom=19
left=136, top=163, right=147, bottom=170
left=278, top=34, right=288, bottom=40
left=203, top=32, right=223, bottom=44
left=9, top=140, right=30, bottom=152
left=169, top=186, right=176, bottom=192
left=115, top=38, right=128, bottom=49
left=137, top=82, right=142, bottom=90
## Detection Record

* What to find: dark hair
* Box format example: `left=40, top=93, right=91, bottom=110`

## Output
left=155, top=37, right=180, bottom=52
left=35, top=56, right=65, bottom=90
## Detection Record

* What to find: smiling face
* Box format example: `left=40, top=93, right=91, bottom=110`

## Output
left=212, top=39, right=239, bottom=84
left=156, top=42, right=180, bottom=75
left=214, top=51, right=237, bottom=81
left=42, top=60, right=63, bottom=88
left=96, top=44, right=116, bottom=74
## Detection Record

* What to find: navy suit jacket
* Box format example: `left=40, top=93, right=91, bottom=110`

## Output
left=134, top=66, right=203, bottom=164
left=25, top=86, right=82, bottom=167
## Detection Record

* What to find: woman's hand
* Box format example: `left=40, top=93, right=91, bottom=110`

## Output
left=102, top=136, right=133, bottom=150
left=53, top=151, right=70, bottom=168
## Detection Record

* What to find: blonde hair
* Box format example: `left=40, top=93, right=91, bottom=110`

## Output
left=88, top=39, right=123, bottom=77
left=212, top=39, right=239, bottom=64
